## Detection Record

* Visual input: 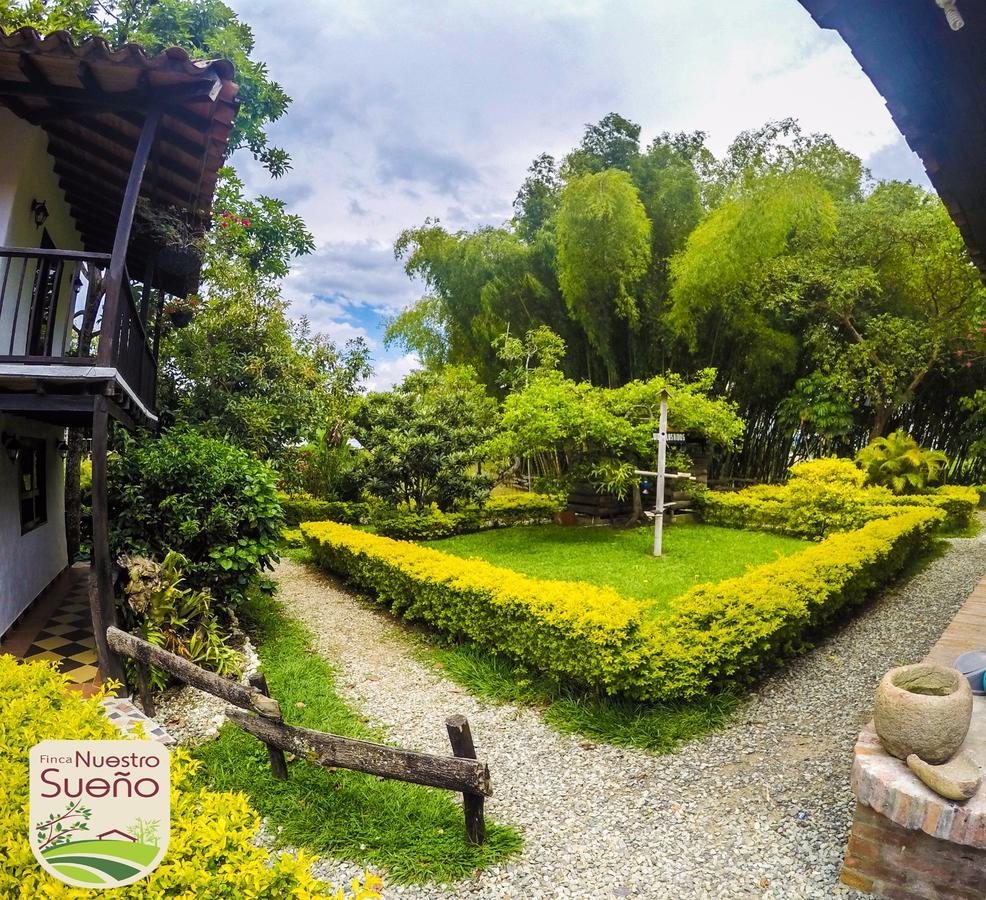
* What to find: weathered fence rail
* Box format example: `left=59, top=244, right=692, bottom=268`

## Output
left=105, top=625, right=491, bottom=843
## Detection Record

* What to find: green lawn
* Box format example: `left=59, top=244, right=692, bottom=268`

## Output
left=426, top=522, right=809, bottom=616
left=194, top=590, right=520, bottom=884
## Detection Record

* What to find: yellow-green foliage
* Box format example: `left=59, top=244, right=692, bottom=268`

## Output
left=636, top=509, right=942, bottom=700
left=698, top=467, right=976, bottom=538
left=303, top=510, right=942, bottom=701
left=0, top=656, right=382, bottom=899
left=303, top=521, right=649, bottom=695
left=787, top=457, right=865, bottom=487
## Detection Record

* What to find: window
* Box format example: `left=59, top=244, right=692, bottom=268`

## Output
left=19, top=439, right=47, bottom=533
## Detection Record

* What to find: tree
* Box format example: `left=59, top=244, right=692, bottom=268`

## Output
left=513, top=153, right=561, bottom=242
left=354, top=367, right=497, bottom=510
left=555, top=170, right=651, bottom=385
left=489, top=368, right=744, bottom=504
left=0, top=0, right=293, bottom=176
left=159, top=276, right=370, bottom=463
left=563, top=112, right=642, bottom=177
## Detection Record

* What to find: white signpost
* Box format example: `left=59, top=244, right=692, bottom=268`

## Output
left=653, top=389, right=669, bottom=557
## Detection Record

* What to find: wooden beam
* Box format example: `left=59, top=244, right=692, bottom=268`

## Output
left=107, top=626, right=284, bottom=717
left=0, top=395, right=96, bottom=415
left=18, top=51, right=50, bottom=87
left=89, top=397, right=126, bottom=685
left=45, top=121, right=202, bottom=190
left=99, top=106, right=161, bottom=367
left=0, top=76, right=222, bottom=111
left=226, top=708, right=493, bottom=798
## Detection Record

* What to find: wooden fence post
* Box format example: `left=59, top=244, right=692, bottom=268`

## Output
left=248, top=672, right=289, bottom=780
left=446, top=714, right=485, bottom=845
left=135, top=661, right=155, bottom=718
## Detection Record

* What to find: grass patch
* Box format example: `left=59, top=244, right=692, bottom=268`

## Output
left=411, top=638, right=738, bottom=754
left=193, top=590, right=521, bottom=884
left=427, top=522, right=808, bottom=616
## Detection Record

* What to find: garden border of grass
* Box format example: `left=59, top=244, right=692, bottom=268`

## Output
left=193, top=587, right=521, bottom=885
left=302, top=507, right=944, bottom=705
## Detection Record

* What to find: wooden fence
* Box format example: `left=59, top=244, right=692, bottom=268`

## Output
left=106, top=626, right=491, bottom=843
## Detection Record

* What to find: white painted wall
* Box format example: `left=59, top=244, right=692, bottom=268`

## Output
left=0, top=109, right=84, bottom=356
left=0, top=413, right=68, bottom=637
left=0, top=112, right=80, bottom=634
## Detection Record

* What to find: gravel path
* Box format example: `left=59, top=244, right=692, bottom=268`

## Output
left=277, top=516, right=986, bottom=900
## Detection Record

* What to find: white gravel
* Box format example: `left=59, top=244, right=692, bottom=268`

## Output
left=274, top=515, right=986, bottom=900
left=152, top=617, right=261, bottom=745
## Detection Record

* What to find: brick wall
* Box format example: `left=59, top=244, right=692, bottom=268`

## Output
left=842, top=802, right=986, bottom=900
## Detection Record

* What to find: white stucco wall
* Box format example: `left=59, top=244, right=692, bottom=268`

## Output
left=0, top=413, right=68, bottom=637
left=0, top=109, right=84, bottom=356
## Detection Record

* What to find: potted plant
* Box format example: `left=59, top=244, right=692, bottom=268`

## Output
left=136, top=199, right=205, bottom=276
left=163, top=294, right=201, bottom=329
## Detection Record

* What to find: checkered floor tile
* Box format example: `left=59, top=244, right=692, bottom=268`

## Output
left=20, top=584, right=99, bottom=685
left=101, top=697, right=175, bottom=745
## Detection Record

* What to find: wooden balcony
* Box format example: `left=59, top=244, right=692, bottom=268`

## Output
left=0, top=246, right=157, bottom=427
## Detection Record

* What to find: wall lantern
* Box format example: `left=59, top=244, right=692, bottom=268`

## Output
left=1, top=432, right=21, bottom=463
left=30, top=198, right=49, bottom=229
left=56, top=440, right=69, bottom=459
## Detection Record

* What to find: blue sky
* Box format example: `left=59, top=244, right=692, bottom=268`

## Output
left=229, top=0, right=930, bottom=389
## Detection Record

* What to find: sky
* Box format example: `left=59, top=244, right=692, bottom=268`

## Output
left=229, top=0, right=930, bottom=389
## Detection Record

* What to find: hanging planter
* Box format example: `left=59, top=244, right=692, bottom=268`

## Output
left=156, top=242, right=202, bottom=276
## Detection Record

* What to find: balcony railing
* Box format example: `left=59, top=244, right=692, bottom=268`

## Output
left=0, top=247, right=157, bottom=416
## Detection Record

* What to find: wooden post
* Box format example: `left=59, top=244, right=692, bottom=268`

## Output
left=446, top=714, right=486, bottom=845
left=89, top=397, right=126, bottom=685
left=248, top=672, right=289, bottom=780
left=98, top=106, right=161, bottom=366
left=136, top=660, right=155, bottom=717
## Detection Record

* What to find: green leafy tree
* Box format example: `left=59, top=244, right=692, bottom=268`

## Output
left=856, top=430, right=948, bottom=494
left=489, top=368, right=743, bottom=501
left=354, top=367, right=498, bottom=510
left=555, top=169, right=651, bottom=385
left=160, top=277, right=370, bottom=462
left=493, top=324, right=566, bottom=390
left=0, top=0, right=292, bottom=176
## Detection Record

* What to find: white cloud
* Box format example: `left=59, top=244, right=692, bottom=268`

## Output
left=231, top=0, right=928, bottom=383
left=364, top=352, right=421, bottom=391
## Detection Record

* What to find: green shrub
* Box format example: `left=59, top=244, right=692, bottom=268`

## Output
left=119, top=551, right=243, bottom=691
left=109, top=429, right=283, bottom=607
left=303, top=509, right=941, bottom=701
left=0, top=656, right=382, bottom=899
left=280, top=491, right=563, bottom=539
left=975, top=485, right=986, bottom=508
left=856, top=430, right=948, bottom=493
left=279, top=494, right=370, bottom=527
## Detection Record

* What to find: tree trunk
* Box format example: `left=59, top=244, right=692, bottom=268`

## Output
left=869, top=405, right=891, bottom=442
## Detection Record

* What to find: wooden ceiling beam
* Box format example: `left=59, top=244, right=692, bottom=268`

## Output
left=44, top=120, right=202, bottom=188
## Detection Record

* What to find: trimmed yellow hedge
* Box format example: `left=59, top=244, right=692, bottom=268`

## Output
left=697, top=481, right=975, bottom=538
left=303, top=521, right=649, bottom=695
left=636, top=508, right=943, bottom=700
left=303, top=508, right=943, bottom=702
left=0, top=656, right=382, bottom=899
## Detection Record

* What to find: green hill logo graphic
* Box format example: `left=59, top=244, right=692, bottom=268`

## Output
left=30, top=740, right=170, bottom=888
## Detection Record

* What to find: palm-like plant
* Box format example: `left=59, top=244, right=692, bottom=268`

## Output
left=856, top=430, right=948, bottom=494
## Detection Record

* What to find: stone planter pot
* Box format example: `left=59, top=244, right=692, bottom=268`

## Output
left=874, top=663, right=973, bottom=764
